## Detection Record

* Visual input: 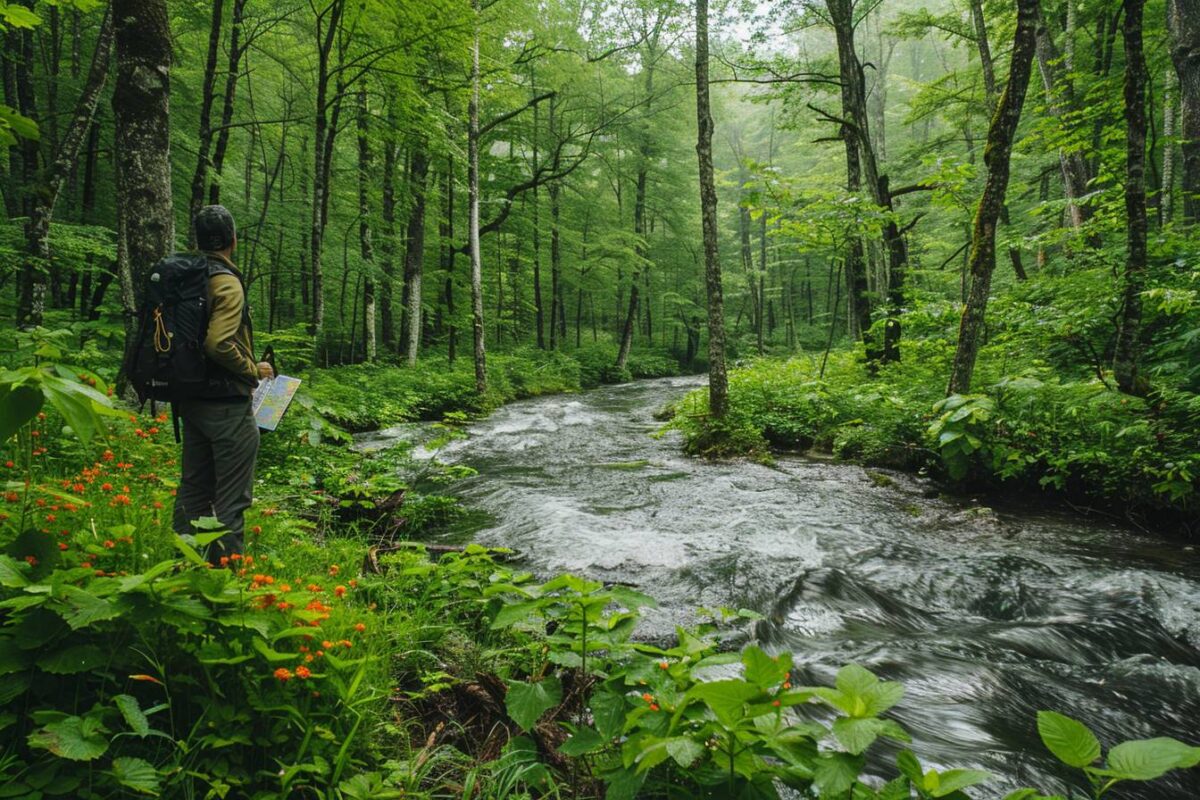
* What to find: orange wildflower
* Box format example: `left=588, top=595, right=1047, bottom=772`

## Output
left=273, top=668, right=293, bottom=682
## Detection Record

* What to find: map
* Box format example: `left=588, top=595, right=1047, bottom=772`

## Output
left=252, top=375, right=301, bottom=431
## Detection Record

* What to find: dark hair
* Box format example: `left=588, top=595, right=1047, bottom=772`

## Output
left=193, top=204, right=236, bottom=252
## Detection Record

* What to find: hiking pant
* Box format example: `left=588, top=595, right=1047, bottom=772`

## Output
left=172, top=399, right=259, bottom=564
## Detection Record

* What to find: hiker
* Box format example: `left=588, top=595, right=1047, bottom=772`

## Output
left=171, top=205, right=273, bottom=564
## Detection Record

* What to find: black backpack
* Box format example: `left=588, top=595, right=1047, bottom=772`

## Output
left=124, top=253, right=241, bottom=408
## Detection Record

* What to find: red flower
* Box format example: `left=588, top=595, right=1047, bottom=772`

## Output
left=328, top=564, right=340, bottom=576
left=333, top=585, right=346, bottom=598
left=251, top=525, right=262, bottom=535
left=295, top=666, right=312, bottom=679
left=57, top=543, right=67, bottom=551
left=100, top=483, right=113, bottom=492
left=129, top=674, right=163, bottom=685
left=354, top=623, right=366, bottom=633
left=103, top=540, right=115, bottom=549
left=273, top=668, right=293, bottom=682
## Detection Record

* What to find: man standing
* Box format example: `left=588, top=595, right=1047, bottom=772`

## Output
left=172, top=205, right=273, bottom=564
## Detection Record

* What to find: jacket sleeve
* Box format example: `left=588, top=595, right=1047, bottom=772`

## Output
left=204, top=274, right=259, bottom=385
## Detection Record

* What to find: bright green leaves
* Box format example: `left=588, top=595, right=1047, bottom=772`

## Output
left=0, top=383, right=43, bottom=442
left=1105, top=737, right=1200, bottom=781
left=1037, top=710, right=1200, bottom=796
left=929, top=394, right=996, bottom=480
left=27, top=713, right=109, bottom=761
left=505, top=676, right=562, bottom=731
left=897, top=750, right=991, bottom=798
left=1036, top=710, right=1101, bottom=768
left=687, top=678, right=763, bottom=726
left=0, top=363, right=119, bottom=445
left=108, top=757, right=160, bottom=795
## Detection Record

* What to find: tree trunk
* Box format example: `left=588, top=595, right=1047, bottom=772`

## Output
left=1168, top=0, right=1200, bottom=223
left=309, top=0, right=344, bottom=341
left=969, top=0, right=998, bottom=109
left=404, top=148, right=430, bottom=364
left=356, top=86, right=376, bottom=362
left=187, top=0, right=224, bottom=243
left=469, top=0, right=487, bottom=394
left=947, top=0, right=1039, bottom=395
left=1035, top=13, right=1098, bottom=236
left=696, top=0, right=727, bottom=418
left=380, top=109, right=397, bottom=350
left=16, top=7, right=113, bottom=329
left=112, top=0, right=173, bottom=342
left=208, top=0, right=247, bottom=205
left=1113, top=0, right=1149, bottom=394
left=617, top=50, right=658, bottom=372
left=442, top=158, right=457, bottom=363
left=1162, top=68, right=1177, bottom=226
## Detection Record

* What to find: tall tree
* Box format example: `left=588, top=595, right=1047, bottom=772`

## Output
left=404, top=147, right=430, bottom=364
left=1168, top=0, right=1200, bottom=223
left=696, top=0, right=726, bottom=418
left=16, top=6, right=113, bottom=329
left=187, top=0, right=225, bottom=242
left=356, top=86, right=376, bottom=361
left=947, top=0, right=1040, bottom=394
left=469, top=0, right=487, bottom=393
left=309, top=0, right=346, bottom=341
left=1113, top=0, right=1149, bottom=394
left=112, top=0, right=173, bottom=334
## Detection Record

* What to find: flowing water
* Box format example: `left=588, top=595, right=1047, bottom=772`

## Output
left=366, top=376, right=1200, bottom=798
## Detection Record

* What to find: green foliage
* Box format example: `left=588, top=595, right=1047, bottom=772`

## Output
left=1036, top=711, right=1200, bottom=797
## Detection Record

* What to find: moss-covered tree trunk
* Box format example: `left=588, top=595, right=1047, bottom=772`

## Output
left=695, top=0, right=727, bottom=418
left=947, top=0, right=1040, bottom=395
left=1113, top=0, right=1149, bottom=395
left=113, top=0, right=173, bottom=334
left=1168, top=0, right=1200, bottom=223
left=404, top=148, right=430, bottom=365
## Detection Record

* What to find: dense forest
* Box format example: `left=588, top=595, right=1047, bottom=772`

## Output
left=1, top=0, right=1199, bottom=797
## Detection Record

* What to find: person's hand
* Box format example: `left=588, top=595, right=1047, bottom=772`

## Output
left=257, top=361, right=275, bottom=380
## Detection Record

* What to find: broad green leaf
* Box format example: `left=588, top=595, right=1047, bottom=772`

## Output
left=665, top=736, right=704, bottom=768
left=0, top=384, right=42, bottom=441
left=603, top=766, right=645, bottom=800
left=559, top=725, right=604, bottom=756
left=590, top=689, right=626, bottom=739
left=505, top=676, right=562, bottom=731
left=1037, top=711, right=1101, bottom=768
left=28, top=715, right=108, bottom=761
left=36, top=644, right=106, bottom=674
left=491, top=599, right=542, bottom=629
left=110, top=756, right=160, bottom=795
left=114, top=694, right=150, bottom=736
left=927, top=768, right=991, bottom=797
left=0, top=555, right=29, bottom=588
left=53, top=586, right=120, bottom=630
left=688, top=679, right=762, bottom=726
left=833, top=717, right=884, bottom=755
left=813, top=752, right=863, bottom=796
left=743, top=645, right=790, bottom=688
left=1105, top=737, right=1200, bottom=781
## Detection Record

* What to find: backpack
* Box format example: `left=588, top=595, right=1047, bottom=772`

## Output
left=124, top=253, right=241, bottom=409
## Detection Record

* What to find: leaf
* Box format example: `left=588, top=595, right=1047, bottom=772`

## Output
left=28, top=715, right=108, bottom=761
left=0, top=555, right=30, bottom=588
left=833, top=717, right=884, bottom=755
left=53, top=586, right=120, bottom=630
left=0, top=5, right=40, bottom=30
left=1105, top=738, right=1200, bottom=781
left=603, top=766, right=645, bottom=800
left=590, top=690, right=626, bottom=739
left=743, top=645, right=790, bottom=688
left=0, top=383, right=43, bottom=442
left=113, top=694, right=150, bottom=736
left=559, top=726, right=605, bottom=756
left=36, top=644, right=105, bottom=674
left=813, top=752, right=863, bottom=796
left=505, top=676, right=562, bottom=731
left=665, top=736, right=704, bottom=768
left=491, top=599, right=542, bottom=629
left=110, top=756, right=160, bottom=795
left=688, top=679, right=762, bottom=726
left=1036, top=711, right=1101, bottom=768
left=608, top=585, right=658, bottom=610
left=928, top=768, right=991, bottom=797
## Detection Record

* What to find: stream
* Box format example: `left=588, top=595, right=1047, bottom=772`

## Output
left=363, top=376, right=1200, bottom=798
